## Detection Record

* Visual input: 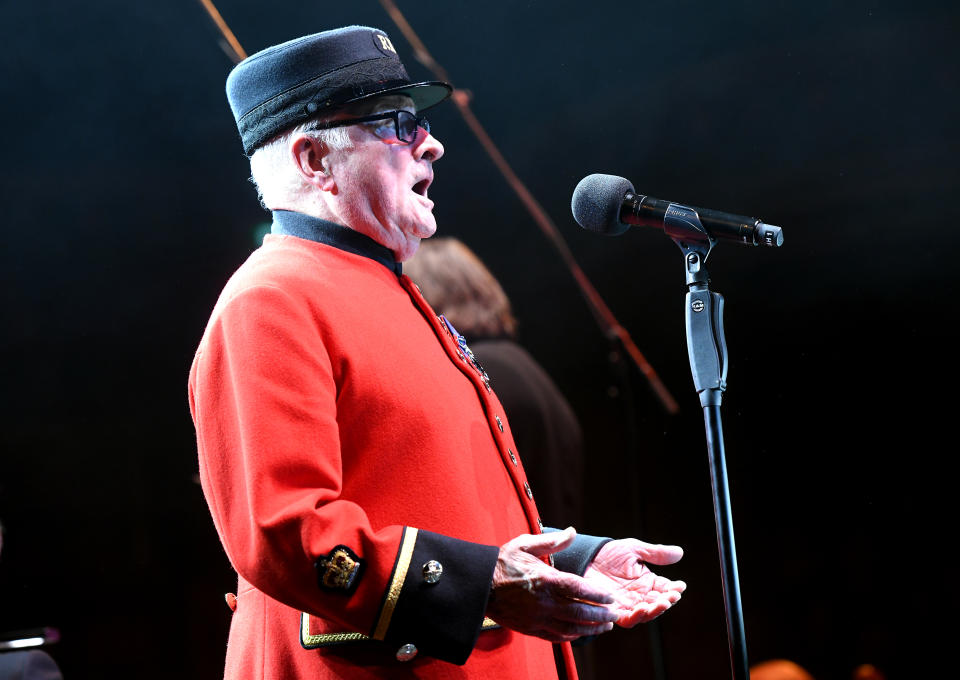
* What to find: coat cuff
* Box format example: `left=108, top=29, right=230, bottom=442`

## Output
left=544, top=527, right=612, bottom=576
left=375, top=528, right=499, bottom=665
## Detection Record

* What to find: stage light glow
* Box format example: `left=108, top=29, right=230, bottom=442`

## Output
left=252, top=222, right=272, bottom=246
left=0, top=637, right=45, bottom=650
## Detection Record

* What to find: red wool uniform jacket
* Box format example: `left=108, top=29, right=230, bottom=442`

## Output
left=188, top=212, right=567, bottom=679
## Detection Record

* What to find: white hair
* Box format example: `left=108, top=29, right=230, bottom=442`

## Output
left=248, top=95, right=414, bottom=210
left=248, top=120, right=352, bottom=210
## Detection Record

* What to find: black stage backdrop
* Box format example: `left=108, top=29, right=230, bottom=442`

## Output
left=1, top=2, right=957, bottom=678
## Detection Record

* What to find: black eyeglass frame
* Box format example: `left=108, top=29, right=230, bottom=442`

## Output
left=309, top=110, right=430, bottom=144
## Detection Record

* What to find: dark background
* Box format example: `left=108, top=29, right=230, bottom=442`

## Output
left=2, top=1, right=957, bottom=678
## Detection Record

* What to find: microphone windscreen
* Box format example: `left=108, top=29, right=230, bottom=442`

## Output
left=571, top=173, right=633, bottom=235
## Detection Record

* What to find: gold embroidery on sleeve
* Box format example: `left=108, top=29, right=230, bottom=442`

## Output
left=372, top=527, right=418, bottom=640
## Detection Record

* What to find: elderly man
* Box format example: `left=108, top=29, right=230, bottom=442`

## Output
left=188, top=25, right=686, bottom=680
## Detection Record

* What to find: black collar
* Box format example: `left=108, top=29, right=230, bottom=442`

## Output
left=271, top=210, right=402, bottom=276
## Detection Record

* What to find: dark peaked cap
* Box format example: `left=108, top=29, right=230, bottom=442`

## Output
left=226, top=25, right=452, bottom=155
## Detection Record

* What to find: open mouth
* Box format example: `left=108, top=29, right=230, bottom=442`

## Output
left=412, top=178, right=431, bottom=198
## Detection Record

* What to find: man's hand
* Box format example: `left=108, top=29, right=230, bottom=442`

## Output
left=486, top=527, right=618, bottom=642
left=584, top=539, right=686, bottom=627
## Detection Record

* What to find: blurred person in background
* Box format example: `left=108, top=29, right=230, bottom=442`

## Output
left=749, top=659, right=814, bottom=680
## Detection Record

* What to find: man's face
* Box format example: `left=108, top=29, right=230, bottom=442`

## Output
left=322, top=96, right=445, bottom=262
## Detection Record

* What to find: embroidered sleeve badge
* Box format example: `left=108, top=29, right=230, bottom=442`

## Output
left=315, top=545, right=364, bottom=593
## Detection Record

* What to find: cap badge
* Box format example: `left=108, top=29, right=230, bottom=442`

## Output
left=376, top=34, right=397, bottom=54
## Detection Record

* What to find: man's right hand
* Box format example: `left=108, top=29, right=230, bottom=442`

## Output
left=486, top=527, right=618, bottom=642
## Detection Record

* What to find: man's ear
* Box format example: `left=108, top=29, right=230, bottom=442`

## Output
left=290, top=134, right=336, bottom=192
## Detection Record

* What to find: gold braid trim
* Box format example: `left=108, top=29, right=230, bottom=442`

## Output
left=372, top=527, right=418, bottom=640
left=301, top=612, right=370, bottom=646
left=300, top=612, right=500, bottom=648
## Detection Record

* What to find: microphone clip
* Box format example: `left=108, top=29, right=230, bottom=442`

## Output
left=686, top=284, right=728, bottom=408
left=681, top=247, right=728, bottom=408
left=664, top=203, right=716, bottom=283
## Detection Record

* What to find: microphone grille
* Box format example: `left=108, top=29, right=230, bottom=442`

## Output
left=571, top=173, right=633, bottom=235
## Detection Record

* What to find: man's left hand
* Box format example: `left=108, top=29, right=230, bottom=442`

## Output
left=583, top=539, right=687, bottom=627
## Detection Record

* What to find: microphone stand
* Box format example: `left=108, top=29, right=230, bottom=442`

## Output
left=665, top=208, right=749, bottom=680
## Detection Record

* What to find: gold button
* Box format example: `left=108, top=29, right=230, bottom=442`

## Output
left=524, top=482, right=533, bottom=499
left=396, top=643, right=418, bottom=662
left=422, top=560, right=443, bottom=584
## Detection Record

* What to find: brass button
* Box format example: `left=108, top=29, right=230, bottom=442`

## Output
left=396, top=643, right=418, bottom=662
left=422, top=560, right=443, bottom=584
left=495, top=415, right=503, bottom=432
left=524, top=482, right=533, bottom=499
left=508, top=449, right=517, bottom=465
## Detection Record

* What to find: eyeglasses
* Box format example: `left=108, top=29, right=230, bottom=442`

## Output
left=310, top=110, right=430, bottom=145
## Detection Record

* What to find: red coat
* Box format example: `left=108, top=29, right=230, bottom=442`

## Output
left=189, top=216, right=565, bottom=679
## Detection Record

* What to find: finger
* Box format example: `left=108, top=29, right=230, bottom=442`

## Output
left=553, top=601, right=618, bottom=625
left=635, top=542, right=684, bottom=566
left=640, top=587, right=682, bottom=605
left=523, top=526, right=577, bottom=558
left=648, top=574, right=688, bottom=595
left=651, top=577, right=687, bottom=596
left=617, top=606, right=659, bottom=627
left=649, top=592, right=681, bottom=614
left=667, top=579, right=687, bottom=594
left=617, top=592, right=682, bottom=627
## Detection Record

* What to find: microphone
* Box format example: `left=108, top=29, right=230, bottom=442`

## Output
left=571, top=173, right=783, bottom=248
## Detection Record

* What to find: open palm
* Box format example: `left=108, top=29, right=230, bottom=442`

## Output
left=583, top=539, right=687, bottom=627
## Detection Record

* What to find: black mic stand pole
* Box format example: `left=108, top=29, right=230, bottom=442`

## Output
left=665, top=208, right=749, bottom=680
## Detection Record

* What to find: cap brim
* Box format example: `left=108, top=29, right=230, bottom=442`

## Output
left=342, top=80, right=453, bottom=113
